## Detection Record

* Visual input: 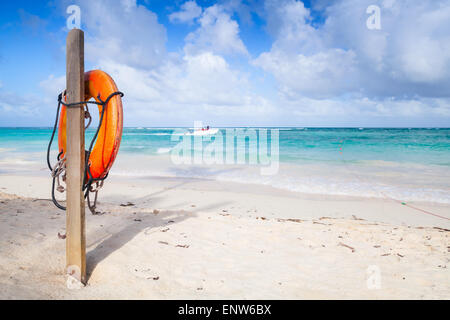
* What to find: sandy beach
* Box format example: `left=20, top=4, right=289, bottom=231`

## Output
left=2, top=0, right=450, bottom=302
left=0, top=155, right=449, bottom=299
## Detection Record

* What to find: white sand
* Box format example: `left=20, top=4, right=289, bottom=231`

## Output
left=0, top=168, right=449, bottom=299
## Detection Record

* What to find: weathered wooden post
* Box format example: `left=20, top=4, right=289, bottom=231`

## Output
left=65, top=28, right=86, bottom=287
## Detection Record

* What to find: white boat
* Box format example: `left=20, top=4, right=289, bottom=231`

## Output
left=184, top=128, right=219, bottom=136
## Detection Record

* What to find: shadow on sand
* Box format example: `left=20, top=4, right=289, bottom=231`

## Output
left=85, top=200, right=230, bottom=281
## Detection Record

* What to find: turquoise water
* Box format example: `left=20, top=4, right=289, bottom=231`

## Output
left=1, top=127, right=449, bottom=203
left=0, top=127, right=449, bottom=166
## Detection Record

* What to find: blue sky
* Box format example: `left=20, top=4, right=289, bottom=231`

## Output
left=0, top=0, right=449, bottom=127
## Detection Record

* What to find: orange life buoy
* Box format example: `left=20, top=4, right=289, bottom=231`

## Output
left=58, top=70, right=123, bottom=180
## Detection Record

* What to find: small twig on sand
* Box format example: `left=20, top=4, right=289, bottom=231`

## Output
left=120, top=202, right=135, bottom=207
left=433, top=227, right=450, bottom=232
left=338, top=242, right=355, bottom=252
left=277, top=218, right=303, bottom=223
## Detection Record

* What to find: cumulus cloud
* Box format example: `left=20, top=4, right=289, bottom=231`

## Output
left=73, top=0, right=167, bottom=70
left=0, top=89, right=44, bottom=126
left=255, top=0, right=450, bottom=100
left=16, top=0, right=448, bottom=127
left=97, top=51, right=272, bottom=125
left=46, top=0, right=261, bottom=125
left=286, top=96, right=450, bottom=118
left=169, top=0, right=202, bottom=24
left=254, top=0, right=360, bottom=99
left=39, top=74, right=66, bottom=97
left=184, top=4, right=248, bottom=56
left=0, top=73, right=66, bottom=126
left=256, top=48, right=359, bottom=99
left=79, top=0, right=450, bottom=125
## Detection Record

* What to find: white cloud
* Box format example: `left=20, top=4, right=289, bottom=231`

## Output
left=387, top=4, right=450, bottom=84
left=0, top=74, right=66, bottom=126
left=169, top=0, right=202, bottom=24
left=20, top=0, right=449, bottom=127
left=46, top=0, right=261, bottom=125
left=79, top=0, right=450, bottom=126
left=256, top=48, right=358, bottom=99
left=322, top=0, right=450, bottom=95
left=76, top=0, right=167, bottom=70
left=254, top=0, right=361, bottom=99
left=287, top=96, right=450, bottom=118
left=63, top=0, right=257, bottom=125
left=263, top=0, right=320, bottom=53
left=255, top=0, right=450, bottom=100
left=0, top=91, right=42, bottom=121
left=184, top=4, right=248, bottom=56
left=97, top=51, right=273, bottom=125
left=39, top=74, right=66, bottom=97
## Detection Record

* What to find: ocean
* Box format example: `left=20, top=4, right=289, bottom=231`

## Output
left=1, top=127, right=449, bottom=203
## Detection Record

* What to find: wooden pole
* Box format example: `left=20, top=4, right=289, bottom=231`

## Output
left=65, top=28, right=86, bottom=286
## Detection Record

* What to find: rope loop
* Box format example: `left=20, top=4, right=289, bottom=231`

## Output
left=47, top=90, right=124, bottom=214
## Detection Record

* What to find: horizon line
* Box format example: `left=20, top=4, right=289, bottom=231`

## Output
left=1, top=126, right=449, bottom=129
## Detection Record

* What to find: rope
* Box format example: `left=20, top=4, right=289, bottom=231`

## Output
left=46, top=93, right=64, bottom=172
left=84, top=104, right=92, bottom=130
left=47, top=90, right=124, bottom=214
left=338, top=139, right=449, bottom=221
left=394, top=199, right=449, bottom=221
